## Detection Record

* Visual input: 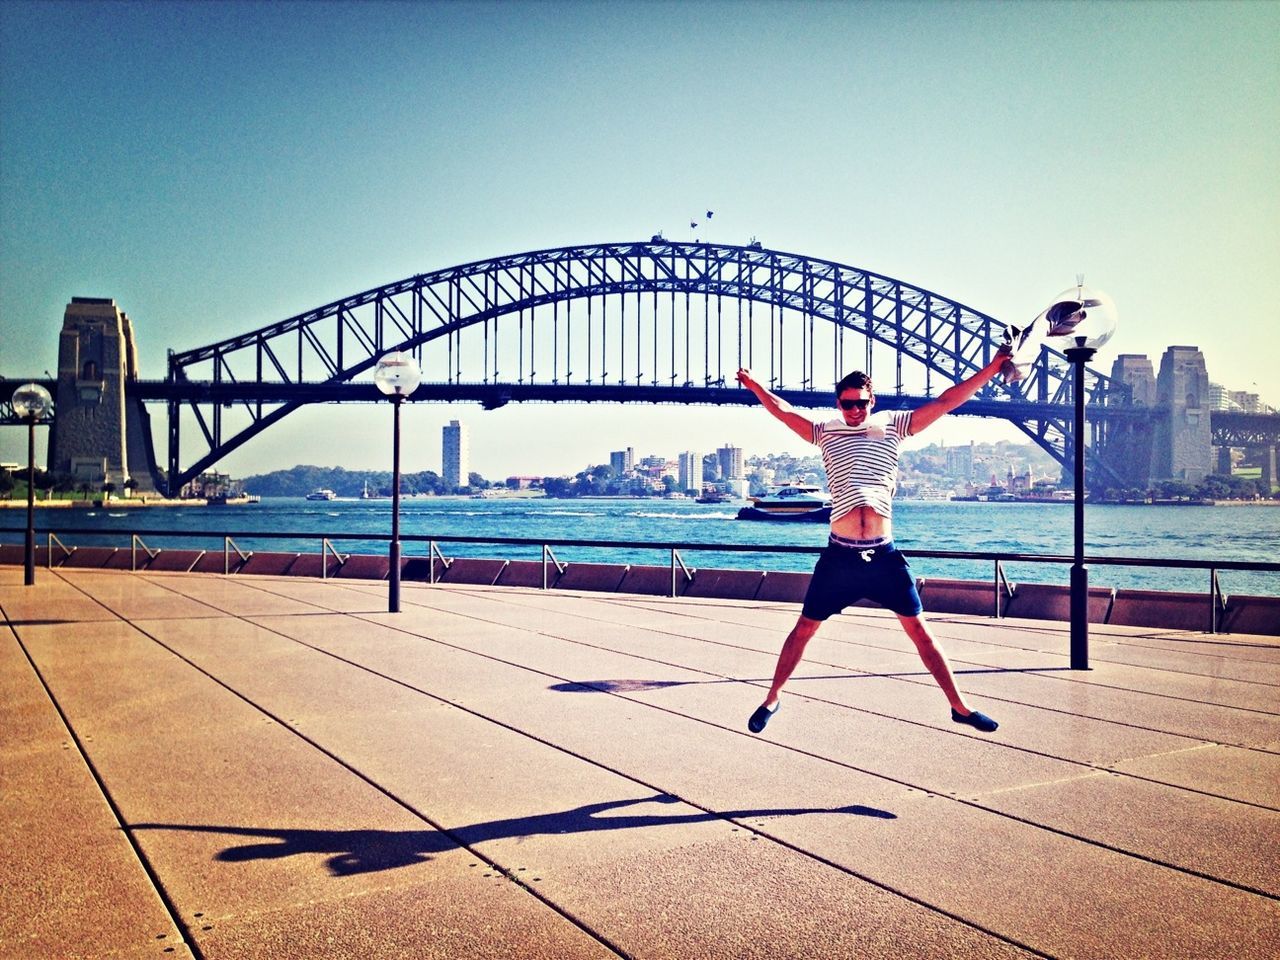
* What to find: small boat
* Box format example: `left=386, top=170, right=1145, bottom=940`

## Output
left=695, top=491, right=738, bottom=504
left=736, top=484, right=832, bottom=522
left=305, top=488, right=337, bottom=501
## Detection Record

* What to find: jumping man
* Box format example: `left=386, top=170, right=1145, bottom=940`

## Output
left=738, top=346, right=1013, bottom=735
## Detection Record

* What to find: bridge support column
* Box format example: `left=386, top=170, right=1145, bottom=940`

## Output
left=1153, top=346, right=1213, bottom=484
left=50, top=298, right=156, bottom=494
left=1216, top=445, right=1233, bottom=476
left=1106, top=354, right=1157, bottom=492
left=1253, top=444, right=1277, bottom=495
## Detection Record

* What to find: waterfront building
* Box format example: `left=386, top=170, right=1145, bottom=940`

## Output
left=443, top=420, right=469, bottom=488
left=677, top=451, right=701, bottom=494
left=945, top=441, right=974, bottom=481
left=716, top=443, right=744, bottom=480
left=1227, top=389, right=1265, bottom=414
left=610, top=447, right=635, bottom=474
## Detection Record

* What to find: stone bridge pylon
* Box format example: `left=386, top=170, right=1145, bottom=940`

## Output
left=48, top=297, right=162, bottom=494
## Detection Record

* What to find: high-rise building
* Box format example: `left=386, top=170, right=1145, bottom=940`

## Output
left=716, top=443, right=744, bottom=480
left=442, top=420, right=469, bottom=488
left=945, top=441, right=974, bottom=480
left=610, top=447, right=635, bottom=474
left=678, top=451, right=702, bottom=494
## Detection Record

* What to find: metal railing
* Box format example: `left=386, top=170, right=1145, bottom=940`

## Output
left=4, top=525, right=1279, bottom=633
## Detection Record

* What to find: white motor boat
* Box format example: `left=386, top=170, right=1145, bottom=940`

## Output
left=737, top=484, right=832, bottom=522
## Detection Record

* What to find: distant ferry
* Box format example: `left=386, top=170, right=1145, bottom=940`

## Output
left=695, top=491, right=739, bottom=504
left=305, top=488, right=337, bottom=501
left=736, top=484, right=832, bottom=522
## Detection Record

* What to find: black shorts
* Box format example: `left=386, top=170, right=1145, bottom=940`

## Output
left=801, top=540, right=923, bottom=621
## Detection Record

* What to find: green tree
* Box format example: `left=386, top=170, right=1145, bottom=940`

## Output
left=543, top=476, right=573, bottom=498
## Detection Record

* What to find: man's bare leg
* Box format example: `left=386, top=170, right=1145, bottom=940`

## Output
left=749, top=615, right=822, bottom=733
left=763, top=614, right=823, bottom=707
left=897, top=613, right=998, bottom=731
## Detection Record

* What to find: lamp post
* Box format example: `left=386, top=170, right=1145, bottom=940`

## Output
left=374, top=352, right=421, bottom=612
left=11, top=383, right=54, bottom=586
left=1044, top=284, right=1117, bottom=670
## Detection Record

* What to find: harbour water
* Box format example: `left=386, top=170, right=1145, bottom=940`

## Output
left=7, top=497, right=1279, bottom=598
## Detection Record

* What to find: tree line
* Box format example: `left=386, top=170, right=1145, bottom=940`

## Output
left=238, top=465, right=492, bottom=497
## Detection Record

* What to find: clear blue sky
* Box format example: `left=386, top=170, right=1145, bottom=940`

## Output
left=2, top=0, right=1277, bottom=479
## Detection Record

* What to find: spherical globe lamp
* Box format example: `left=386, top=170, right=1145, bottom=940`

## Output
left=374, top=352, right=421, bottom=397
left=11, top=382, right=54, bottom=419
left=1042, top=285, right=1118, bottom=352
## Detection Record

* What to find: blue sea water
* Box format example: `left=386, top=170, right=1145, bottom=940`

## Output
left=8, top=496, right=1280, bottom=597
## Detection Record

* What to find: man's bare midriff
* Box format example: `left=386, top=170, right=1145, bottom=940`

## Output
left=830, top=503, right=891, bottom=540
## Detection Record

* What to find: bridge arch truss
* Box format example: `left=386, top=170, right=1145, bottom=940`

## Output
left=157, top=241, right=1128, bottom=493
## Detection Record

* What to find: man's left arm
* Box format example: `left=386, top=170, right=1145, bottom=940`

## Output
left=908, top=351, right=1010, bottom=435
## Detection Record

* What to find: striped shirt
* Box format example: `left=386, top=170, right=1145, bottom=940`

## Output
left=810, top=410, right=914, bottom=521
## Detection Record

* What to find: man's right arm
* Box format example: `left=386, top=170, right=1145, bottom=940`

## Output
left=736, top=368, right=815, bottom=443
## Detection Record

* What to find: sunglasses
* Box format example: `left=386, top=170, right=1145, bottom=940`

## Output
left=839, top=398, right=871, bottom=410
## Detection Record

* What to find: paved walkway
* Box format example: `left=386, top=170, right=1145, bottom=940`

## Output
left=3, top=566, right=1278, bottom=959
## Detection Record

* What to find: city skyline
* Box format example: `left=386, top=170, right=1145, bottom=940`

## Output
left=3, top=1, right=1276, bottom=479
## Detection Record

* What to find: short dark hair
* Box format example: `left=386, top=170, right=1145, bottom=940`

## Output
left=835, top=371, right=872, bottom=396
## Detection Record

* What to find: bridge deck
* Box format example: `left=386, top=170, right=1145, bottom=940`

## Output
left=3, top=567, right=1278, bottom=960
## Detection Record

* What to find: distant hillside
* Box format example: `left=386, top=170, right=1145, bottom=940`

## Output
left=241, top=465, right=488, bottom=497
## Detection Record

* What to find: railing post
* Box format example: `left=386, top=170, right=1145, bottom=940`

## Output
left=131, top=535, right=158, bottom=572
left=223, top=537, right=251, bottom=575
left=1209, top=568, right=1227, bottom=635
left=321, top=539, right=348, bottom=579
left=994, top=560, right=1001, bottom=618
left=542, top=544, right=565, bottom=589
left=670, top=549, right=695, bottom=597
left=427, top=541, right=452, bottom=584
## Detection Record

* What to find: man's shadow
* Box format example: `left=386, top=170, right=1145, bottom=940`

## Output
left=132, top=793, right=895, bottom=877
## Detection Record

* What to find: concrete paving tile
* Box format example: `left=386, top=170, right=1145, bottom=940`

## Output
left=551, top=834, right=1035, bottom=960
left=775, top=673, right=1213, bottom=765
left=1106, top=743, right=1280, bottom=809
left=192, top=882, right=617, bottom=960
left=909, top=662, right=1280, bottom=747
left=0, top=574, right=117, bottom=624
left=1115, top=631, right=1280, bottom=658
left=0, top=635, right=188, bottom=960
left=56, top=570, right=226, bottom=621
left=1059, top=639, right=1280, bottom=684
left=971, top=770, right=1280, bottom=895
left=193, top=575, right=392, bottom=614
left=938, top=644, right=1280, bottom=714
left=131, top=574, right=328, bottom=617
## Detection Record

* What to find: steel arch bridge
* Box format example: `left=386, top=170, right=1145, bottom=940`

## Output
left=141, top=240, right=1135, bottom=495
